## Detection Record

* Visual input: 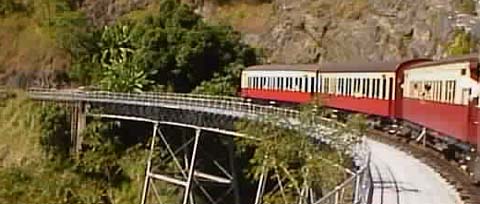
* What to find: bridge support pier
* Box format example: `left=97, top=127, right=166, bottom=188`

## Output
left=70, top=102, right=87, bottom=154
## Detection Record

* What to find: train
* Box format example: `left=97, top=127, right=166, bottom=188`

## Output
left=239, top=54, right=480, bottom=181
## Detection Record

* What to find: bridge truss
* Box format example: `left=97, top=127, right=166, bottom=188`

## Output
left=28, top=88, right=372, bottom=204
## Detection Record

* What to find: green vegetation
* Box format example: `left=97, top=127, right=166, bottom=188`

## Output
left=446, top=29, right=474, bottom=57
left=0, top=91, right=41, bottom=167
left=0, top=0, right=87, bottom=86
left=210, top=2, right=273, bottom=35
left=68, top=0, right=257, bottom=93
left=454, top=0, right=477, bottom=14
left=0, top=94, right=148, bottom=203
left=0, top=0, right=28, bottom=17
left=235, top=104, right=366, bottom=203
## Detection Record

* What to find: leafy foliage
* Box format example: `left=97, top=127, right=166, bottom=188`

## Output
left=446, top=29, right=474, bottom=57
left=34, top=107, right=150, bottom=203
left=192, top=63, right=244, bottom=95
left=69, top=0, right=257, bottom=93
left=235, top=103, right=366, bottom=203
left=0, top=0, right=27, bottom=17
left=0, top=91, right=42, bottom=166
left=38, top=104, right=71, bottom=161
left=0, top=164, right=105, bottom=204
left=454, top=0, right=476, bottom=14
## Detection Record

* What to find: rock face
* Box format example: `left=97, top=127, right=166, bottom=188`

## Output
left=242, top=0, right=480, bottom=63
left=60, top=0, right=480, bottom=64
left=78, top=0, right=153, bottom=26
left=76, top=0, right=480, bottom=63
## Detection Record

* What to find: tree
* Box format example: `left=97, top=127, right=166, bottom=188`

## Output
left=68, top=0, right=257, bottom=93
left=235, top=103, right=366, bottom=203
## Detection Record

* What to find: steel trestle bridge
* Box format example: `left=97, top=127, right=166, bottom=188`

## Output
left=27, top=88, right=372, bottom=204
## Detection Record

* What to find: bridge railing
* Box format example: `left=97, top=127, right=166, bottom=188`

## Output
left=27, top=88, right=372, bottom=204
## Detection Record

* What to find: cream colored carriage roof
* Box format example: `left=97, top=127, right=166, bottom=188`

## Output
left=245, top=59, right=426, bottom=73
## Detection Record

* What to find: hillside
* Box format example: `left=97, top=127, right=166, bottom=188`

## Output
left=0, top=0, right=479, bottom=87
left=200, top=0, right=480, bottom=63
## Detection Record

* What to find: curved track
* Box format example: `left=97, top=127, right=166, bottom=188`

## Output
left=369, top=139, right=462, bottom=204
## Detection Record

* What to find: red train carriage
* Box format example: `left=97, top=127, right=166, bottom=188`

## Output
left=241, top=64, right=318, bottom=103
left=241, top=60, right=427, bottom=117
left=399, top=55, right=480, bottom=147
left=240, top=55, right=480, bottom=181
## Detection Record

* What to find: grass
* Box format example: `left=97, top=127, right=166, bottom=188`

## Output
left=309, top=0, right=369, bottom=19
left=0, top=90, right=41, bottom=167
left=0, top=1, right=72, bottom=83
left=208, top=2, right=273, bottom=34
left=454, top=0, right=476, bottom=14
left=0, top=14, right=68, bottom=74
left=0, top=91, right=148, bottom=204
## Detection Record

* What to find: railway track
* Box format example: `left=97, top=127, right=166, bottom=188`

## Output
left=369, top=130, right=480, bottom=204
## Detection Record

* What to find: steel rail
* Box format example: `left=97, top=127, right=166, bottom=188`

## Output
left=27, top=88, right=372, bottom=204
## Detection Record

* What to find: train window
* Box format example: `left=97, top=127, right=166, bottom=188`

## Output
left=388, top=77, right=393, bottom=100
left=352, top=79, right=356, bottom=94
left=349, top=78, right=353, bottom=96
left=452, top=81, right=456, bottom=103
left=325, top=78, right=330, bottom=93
left=290, top=77, right=293, bottom=90
left=371, top=79, right=376, bottom=98
left=301, top=77, right=305, bottom=92
left=382, top=78, right=387, bottom=99
left=376, top=79, right=381, bottom=99
left=338, top=78, right=344, bottom=95
left=345, top=78, right=348, bottom=96
left=438, top=81, right=443, bottom=101
left=332, top=78, right=337, bottom=94
left=362, top=78, right=366, bottom=96
left=306, top=77, right=310, bottom=92
left=280, top=77, right=284, bottom=90
left=355, top=79, right=362, bottom=93
left=318, top=76, right=322, bottom=93
left=445, top=80, right=456, bottom=103
left=461, top=69, right=466, bottom=76
left=365, top=79, right=371, bottom=97
left=344, top=78, right=348, bottom=95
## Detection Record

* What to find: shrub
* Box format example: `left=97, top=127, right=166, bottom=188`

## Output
left=0, top=0, right=27, bottom=17
left=38, top=104, right=71, bottom=160
left=455, top=0, right=476, bottom=14
left=446, top=29, right=474, bottom=56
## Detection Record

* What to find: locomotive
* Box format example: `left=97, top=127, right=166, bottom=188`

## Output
left=240, top=54, right=480, bottom=181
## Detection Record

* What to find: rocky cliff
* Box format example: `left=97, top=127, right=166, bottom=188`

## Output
left=237, top=0, right=480, bottom=63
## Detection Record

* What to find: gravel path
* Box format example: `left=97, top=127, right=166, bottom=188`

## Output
left=368, top=139, right=463, bottom=204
